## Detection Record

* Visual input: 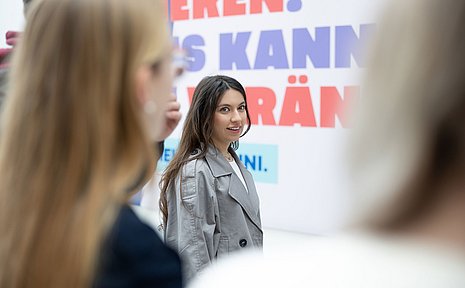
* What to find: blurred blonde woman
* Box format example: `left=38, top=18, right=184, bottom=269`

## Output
left=0, top=0, right=182, bottom=287
left=189, top=0, right=465, bottom=287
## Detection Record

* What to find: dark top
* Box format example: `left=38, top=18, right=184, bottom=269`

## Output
left=94, top=205, right=183, bottom=288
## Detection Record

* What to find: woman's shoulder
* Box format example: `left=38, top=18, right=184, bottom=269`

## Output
left=182, top=149, right=210, bottom=176
left=103, top=205, right=180, bottom=261
left=94, top=205, right=183, bottom=287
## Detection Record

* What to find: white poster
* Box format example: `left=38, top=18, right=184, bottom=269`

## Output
left=0, top=0, right=387, bottom=235
left=153, top=0, right=385, bottom=234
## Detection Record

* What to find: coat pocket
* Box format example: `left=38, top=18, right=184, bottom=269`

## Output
left=180, top=174, right=197, bottom=212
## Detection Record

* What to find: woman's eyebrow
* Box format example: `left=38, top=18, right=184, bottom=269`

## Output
left=217, top=102, right=245, bottom=108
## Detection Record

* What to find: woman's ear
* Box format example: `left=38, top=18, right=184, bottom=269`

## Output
left=134, top=66, right=152, bottom=105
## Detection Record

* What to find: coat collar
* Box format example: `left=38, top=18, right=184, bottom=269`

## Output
left=204, top=145, right=262, bottom=231
left=204, top=145, right=233, bottom=177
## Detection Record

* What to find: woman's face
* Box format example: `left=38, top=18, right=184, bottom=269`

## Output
left=144, top=42, right=174, bottom=141
left=211, top=89, right=247, bottom=151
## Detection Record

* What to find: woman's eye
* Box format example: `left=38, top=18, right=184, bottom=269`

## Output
left=238, top=105, right=246, bottom=111
left=220, top=107, right=230, bottom=112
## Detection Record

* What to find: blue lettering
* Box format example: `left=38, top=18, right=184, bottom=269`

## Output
left=220, top=32, right=251, bottom=70
left=239, top=154, right=265, bottom=172
left=179, top=35, right=206, bottom=72
left=335, top=24, right=376, bottom=68
left=254, top=30, right=289, bottom=69
left=219, top=24, right=374, bottom=71
left=162, top=148, right=176, bottom=162
left=293, top=27, right=330, bottom=68
left=244, top=155, right=256, bottom=171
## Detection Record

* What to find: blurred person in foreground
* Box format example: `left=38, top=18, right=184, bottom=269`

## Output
left=0, top=0, right=182, bottom=287
left=189, top=0, right=465, bottom=287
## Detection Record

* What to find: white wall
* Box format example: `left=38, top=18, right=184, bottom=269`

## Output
left=0, top=1, right=24, bottom=48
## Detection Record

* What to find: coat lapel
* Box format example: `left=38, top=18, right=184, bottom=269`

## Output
left=205, top=146, right=262, bottom=231
left=235, top=155, right=261, bottom=219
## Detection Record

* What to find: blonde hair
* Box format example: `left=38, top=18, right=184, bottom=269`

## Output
left=0, top=0, right=168, bottom=286
left=350, top=0, right=465, bottom=229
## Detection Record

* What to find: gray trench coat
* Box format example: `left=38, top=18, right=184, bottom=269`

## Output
left=164, top=145, right=263, bottom=281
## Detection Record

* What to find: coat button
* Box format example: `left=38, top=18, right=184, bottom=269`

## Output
left=239, top=239, right=247, bottom=248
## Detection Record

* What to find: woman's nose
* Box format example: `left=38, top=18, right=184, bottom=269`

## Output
left=230, top=109, right=241, bottom=122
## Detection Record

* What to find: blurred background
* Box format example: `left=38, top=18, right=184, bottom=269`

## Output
left=0, top=0, right=386, bottom=242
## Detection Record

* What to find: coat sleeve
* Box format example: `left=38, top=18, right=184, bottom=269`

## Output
left=164, top=159, right=220, bottom=282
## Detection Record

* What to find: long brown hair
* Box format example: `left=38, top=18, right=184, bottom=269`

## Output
left=159, top=75, right=251, bottom=225
left=0, top=0, right=168, bottom=286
